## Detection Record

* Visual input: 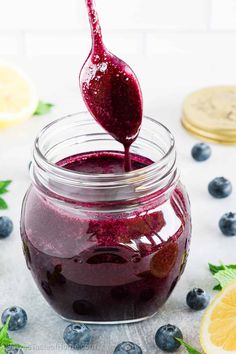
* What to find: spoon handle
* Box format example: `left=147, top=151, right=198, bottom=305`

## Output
left=85, top=0, right=104, bottom=51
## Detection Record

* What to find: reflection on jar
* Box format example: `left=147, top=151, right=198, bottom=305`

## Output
left=150, top=242, right=178, bottom=278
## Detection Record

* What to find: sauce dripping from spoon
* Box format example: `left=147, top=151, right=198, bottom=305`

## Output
left=79, top=0, right=143, bottom=171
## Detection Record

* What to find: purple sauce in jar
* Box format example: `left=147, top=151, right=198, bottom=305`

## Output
left=20, top=112, right=191, bottom=324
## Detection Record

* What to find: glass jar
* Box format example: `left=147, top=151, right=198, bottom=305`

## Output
left=20, top=112, right=191, bottom=324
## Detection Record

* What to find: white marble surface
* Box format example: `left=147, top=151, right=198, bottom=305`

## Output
left=0, top=54, right=236, bottom=354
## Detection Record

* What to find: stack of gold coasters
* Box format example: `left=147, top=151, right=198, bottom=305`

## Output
left=182, top=86, right=236, bottom=145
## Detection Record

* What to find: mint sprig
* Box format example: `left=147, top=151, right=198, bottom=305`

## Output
left=209, top=263, right=236, bottom=290
left=213, top=284, right=222, bottom=291
left=0, top=347, right=6, bottom=354
left=34, top=101, right=54, bottom=116
left=0, top=180, right=12, bottom=210
left=214, top=268, right=236, bottom=289
left=0, top=181, right=11, bottom=195
left=209, top=263, right=236, bottom=275
left=176, top=338, right=202, bottom=354
left=0, top=199, right=8, bottom=210
left=0, top=318, right=26, bottom=353
left=0, top=318, right=9, bottom=342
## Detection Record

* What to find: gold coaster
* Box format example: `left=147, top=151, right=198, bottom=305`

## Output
left=182, top=86, right=236, bottom=145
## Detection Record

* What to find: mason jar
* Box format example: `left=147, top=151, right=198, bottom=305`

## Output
left=20, top=112, right=191, bottom=324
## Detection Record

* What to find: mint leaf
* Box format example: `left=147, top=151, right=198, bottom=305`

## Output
left=214, top=268, right=236, bottom=289
left=0, top=318, right=10, bottom=342
left=0, top=181, right=12, bottom=195
left=213, top=284, right=222, bottom=291
left=209, top=263, right=236, bottom=290
left=1, top=338, right=25, bottom=348
left=0, top=198, right=8, bottom=210
left=0, top=317, right=26, bottom=350
left=0, top=346, right=5, bottom=354
left=176, top=338, right=202, bottom=354
left=209, top=263, right=226, bottom=275
left=209, top=263, right=236, bottom=275
left=0, top=180, right=11, bottom=209
left=34, top=101, right=54, bottom=116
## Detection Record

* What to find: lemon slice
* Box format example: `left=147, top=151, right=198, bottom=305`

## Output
left=200, top=280, right=236, bottom=353
left=0, top=62, right=38, bottom=127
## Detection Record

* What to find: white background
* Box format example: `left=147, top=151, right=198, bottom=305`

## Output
left=1, top=1, right=236, bottom=353
left=1, top=0, right=236, bottom=57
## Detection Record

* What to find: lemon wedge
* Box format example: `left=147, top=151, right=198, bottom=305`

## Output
left=0, top=62, right=38, bottom=127
left=200, top=280, right=236, bottom=353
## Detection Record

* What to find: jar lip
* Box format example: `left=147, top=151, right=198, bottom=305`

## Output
left=34, top=112, right=175, bottom=181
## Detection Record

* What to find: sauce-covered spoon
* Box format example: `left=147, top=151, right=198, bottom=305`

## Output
left=79, top=0, right=143, bottom=171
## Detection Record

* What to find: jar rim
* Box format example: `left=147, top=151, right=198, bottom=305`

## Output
left=32, top=111, right=178, bottom=204
left=34, top=111, right=175, bottom=181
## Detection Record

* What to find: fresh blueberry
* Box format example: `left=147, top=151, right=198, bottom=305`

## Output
left=113, top=342, right=142, bottom=354
left=219, top=212, right=236, bottom=236
left=208, top=177, right=232, bottom=199
left=1, top=307, right=27, bottom=331
left=6, top=347, right=23, bottom=354
left=63, top=323, right=91, bottom=349
left=186, top=288, right=210, bottom=311
left=191, top=143, right=211, bottom=162
left=0, top=216, right=13, bottom=239
left=155, top=324, right=183, bottom=352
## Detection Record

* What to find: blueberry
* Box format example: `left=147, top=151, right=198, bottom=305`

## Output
left=0, top=216, right=13, bottom=239
left=186, top=288, right=210, bottom=311
left=191, top=143, right=211, bottom=162
left=6, top=347, right=23, bottom=354
left=155, top=324, right=183, bottom=352
left=208, top=177, right=232, bottom=199
left=1, top=307, right=27, bottom=331
left=219, top=212, right=236, bottom=236
left=113, top=342, right=142, bottom=354
left=63, top=323, right=91, bottom=350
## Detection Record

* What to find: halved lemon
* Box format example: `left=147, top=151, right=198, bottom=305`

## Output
left=0, top=62, right=38, bottom=128
left=200, top=280, right=236, bottom=353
